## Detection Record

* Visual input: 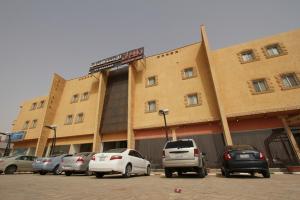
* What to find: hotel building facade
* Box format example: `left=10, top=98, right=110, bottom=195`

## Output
left=11, top=26, right=300, bottom=168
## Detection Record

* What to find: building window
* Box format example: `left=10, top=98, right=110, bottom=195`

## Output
left=146, top=76, right=157, bottom=87
left=37, top=100, right=45, bottom=109
left=22, top=121, right=30, bottom=130
left=75, top=113, right=84, bottom=123
left=30, top=119, right=38, bottom=129
left=71, top=94, right=79, bottom=103
left=281, top=73, right=300, bottom=88
left=241, top=50, right=254, bottom=62
left=263, top=43, right=287, bottom=58
left=186, top=93, right=199, bottom=106
left=81, top=92, right=89, bottom=101
left=30, top=102, right=37, bottom=110
left=146, top=100, right=156, bottom=113
left=182, top=67, right=196, bottom=79
left=252, top=79, right=269, bottom=93
left=65, top=115, right=73, bottom=125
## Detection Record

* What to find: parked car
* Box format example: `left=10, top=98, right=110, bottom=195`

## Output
left=162, top=139, right=207, bottom=178
left=61, top=152, right=95, bottom=176
left=0, top=155, right=37, bottom=174
left=32, top=154, right=72, bottom=175
left=221, top=145, right=270, bottom=178
left=89, top=148, right=151, bottom=178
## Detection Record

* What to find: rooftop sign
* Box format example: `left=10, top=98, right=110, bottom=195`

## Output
left=89, top=47, right=144, bottom=73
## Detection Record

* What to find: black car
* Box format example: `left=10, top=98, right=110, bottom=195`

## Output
left=221, top=145, right=270, bottom=178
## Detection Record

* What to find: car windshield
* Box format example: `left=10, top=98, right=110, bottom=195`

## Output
left=103, top=148, right=127, bottom=153
left=165, top=140, right=194, bottom=149
left=227, top=145, right=255, bottom=151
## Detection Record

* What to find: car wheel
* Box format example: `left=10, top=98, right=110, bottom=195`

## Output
left=39, top=171, right=47, bottom=175
left=221, top=168, right=225, bottom=176
left=197, top=167, right=205, bottom=178
left=250, top=172, right=255, bottom=177
left=164, top=168, right=172, bottom=178
left=4, top=165, right=17, bottom=175
left=123, top=164, right=132, bottom=178
left=85, top=170, right=93, bottom=176
left=65, top=171, right=72, bottom=176
left=262, top=170, right=271, bottom=178
left=95, top=172, right=104, bottom=178
left=145, top=166, right=151, bottom=176
left=224, top=169, right=230, bottom=178
left=53, top=165, right=62, bottom=175
left=177, top=170, right=183, bottom=177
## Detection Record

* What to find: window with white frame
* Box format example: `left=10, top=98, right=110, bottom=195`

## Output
left=146, top=101, right=156, bottom=112
left=147, top=76, right=157, bottom=87
left=23, top=121, right=30, bottom=129
left=241, top=50, right=255, bottom=62
left=266, top=44, right=281, bottom=57
left=65, top=114, right=73, bottom=125
left=187, top=93, right=199, bottom=106
left=71, top=94, right=79, bottom=103
left=75, top=113, right=84, bottom=123
left=38, top=100, right=45, bottom=109
left=281, top=73, right=299, bottom=88
left=252, top=79, right=269, bottom=93
left=183, top=67, right=194, bottom=78
left=81, top=92, right=89, bottom=101
left=30, top=102, right=37, bottom=110
left=30, top=119, right=38, bottom=128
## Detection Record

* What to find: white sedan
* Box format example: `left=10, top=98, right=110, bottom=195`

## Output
left=89, top=148, right=151, bottom=178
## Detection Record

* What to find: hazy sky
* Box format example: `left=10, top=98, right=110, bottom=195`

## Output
left=1, top=0, right=300, bottom=132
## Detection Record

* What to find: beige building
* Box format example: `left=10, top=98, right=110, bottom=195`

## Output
left=11, top=26, right=300, bottom=168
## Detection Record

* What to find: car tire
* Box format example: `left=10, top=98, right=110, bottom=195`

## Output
left=4, top=165, right=17, bottom=175
left=177, top=170, right=183, bottom=177
left=95, top=172, right=104, bottom=178
left=197, top=167, right=205, bottom=178
left=39, top=171, right=47, bottom=175
left=145, top=166, right=151, bottom=176
left=250, top=172, right=255, bottom=177
left=262, top=170, right=271, bottom=178
left=123, top=164, right=132, bottom=178
left=165, top=168, right=172, bottom=178
left=85, top=170, right=93, bottom=176
left=224, top=169, right=231, bottom=178
left=53, top=165, right=61, bottom=175
left=65, top=171, right=72, bottom=176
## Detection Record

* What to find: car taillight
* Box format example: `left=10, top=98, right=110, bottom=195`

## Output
left=91, top=155, right=95, bottom=161
left=76, top=156, right=84, bottom=163
left=194, top=148, right=199, bottom=157
left=259, top=152, right=265, bottom=160
left=162, top=150, right=165, bottom=158
left=223, top=151, right=232, bottom=161
left=43, top=159, right=52, bottom=163
left=110, top=155, right=122, bottom=160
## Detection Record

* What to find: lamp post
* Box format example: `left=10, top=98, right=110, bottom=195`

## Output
left=159, top=109, right=169, bottom=141
left=44, top=125, right=57, bottom=156
left=0, top=132, right=11, bottom=157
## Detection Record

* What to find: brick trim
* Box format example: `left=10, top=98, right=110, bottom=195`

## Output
left=181, top=67, right=197, bottom=80
left=237, top=49, right=260, bottom=64
left=248, top=78, right=274, bottom=95
left=262, top=42, right=288, bottom=59
left=184, top=92, right=202, bottom=107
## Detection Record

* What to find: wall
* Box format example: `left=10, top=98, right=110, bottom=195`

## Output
left=212, top=29, right=300, bottom=117
left=133, top=42, right=219, bottom=129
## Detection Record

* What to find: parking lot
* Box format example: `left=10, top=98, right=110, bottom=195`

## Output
left=0, top=173, right=299, bottom=200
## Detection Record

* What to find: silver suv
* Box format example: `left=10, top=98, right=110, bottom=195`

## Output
left=162, top=139, right=207, bottom=178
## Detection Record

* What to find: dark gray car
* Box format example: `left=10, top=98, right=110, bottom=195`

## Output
left=61, top=152, right=95, bottom=176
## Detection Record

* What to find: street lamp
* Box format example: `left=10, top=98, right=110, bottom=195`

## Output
left=0, top=132, right=11, bottom=157
left=159, top=109, right=169, bottom=141
left=44, top=125, right=57, bottom=156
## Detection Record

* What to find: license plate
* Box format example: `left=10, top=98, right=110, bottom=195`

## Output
left=99, top=156, right=106, bottom=161
left=174, top=154, right=184, bottom=159
left=240, top=154, right=250, bottom=159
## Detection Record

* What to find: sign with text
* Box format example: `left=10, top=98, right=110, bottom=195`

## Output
left=89, top=47, right=144, bottom=73
left=10, top=131, right=26, bottom=142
